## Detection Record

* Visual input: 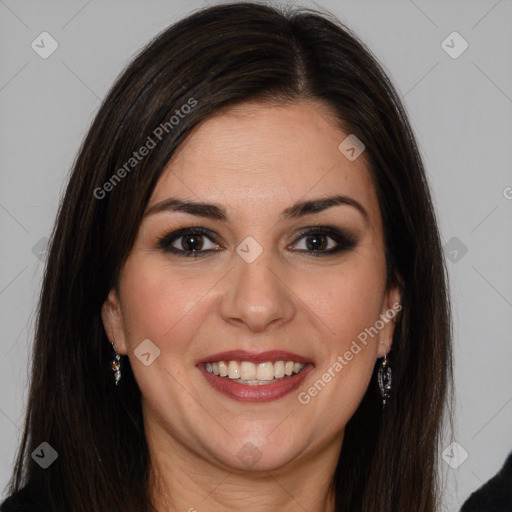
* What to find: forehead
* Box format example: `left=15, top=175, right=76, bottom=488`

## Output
left=150, top=100, right=381, bottom=230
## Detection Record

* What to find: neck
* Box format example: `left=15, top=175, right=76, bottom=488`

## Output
left=145, top=418, right=342, bottom=512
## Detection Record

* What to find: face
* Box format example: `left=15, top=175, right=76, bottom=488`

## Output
left=102, top=100, right=400, bottom=473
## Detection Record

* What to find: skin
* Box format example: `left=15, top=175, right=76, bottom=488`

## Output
left=102, top=99, right=401, bottom=512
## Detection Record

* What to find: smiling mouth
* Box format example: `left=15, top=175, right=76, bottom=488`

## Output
left=196, top=349, right=314, bottom=402
left=204, top=360, right=307, bottom=386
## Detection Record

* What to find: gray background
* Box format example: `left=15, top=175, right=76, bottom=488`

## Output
left=1, top=0, right=511, bottom=510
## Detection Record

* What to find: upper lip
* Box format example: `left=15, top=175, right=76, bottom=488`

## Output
left=196, top=349, right=313, bottom=365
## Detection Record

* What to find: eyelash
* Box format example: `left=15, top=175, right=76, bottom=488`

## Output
left=156, top=226, right=357, bottom=258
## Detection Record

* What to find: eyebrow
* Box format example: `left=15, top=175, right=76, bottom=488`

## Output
left=144, top=194, right=369, bottom=226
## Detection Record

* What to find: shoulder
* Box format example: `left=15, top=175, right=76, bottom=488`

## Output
left=1, top=482, right=50, bottom=512
left=460, top=451, right=512, bottom=511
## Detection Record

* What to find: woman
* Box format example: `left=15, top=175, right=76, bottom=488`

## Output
left=1, top=2, right=453, bottom=511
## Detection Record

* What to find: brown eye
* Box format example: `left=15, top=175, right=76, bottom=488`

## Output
left=157, top=227, right=221, bottom=257
left=180, top=233, right=204, bottom=251
left=301, top=233, right=330, bottom=251
left=289, top=227, right=357, bottom=256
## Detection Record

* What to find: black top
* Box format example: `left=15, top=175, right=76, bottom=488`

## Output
left=460, top=451, right=512, bottom=511
left=1, top=481, right=49, bottom=512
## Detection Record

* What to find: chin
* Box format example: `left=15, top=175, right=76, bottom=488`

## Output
left=205, top=434, right=308, bottom=473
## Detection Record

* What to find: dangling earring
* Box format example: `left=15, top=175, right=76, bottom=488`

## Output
left=111, top=341, right=121, bottom=385
left=377, top=344, right=392, bottom=408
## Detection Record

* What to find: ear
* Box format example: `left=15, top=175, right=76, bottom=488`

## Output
left=376, top=283, right=402, bottom=358
left=101, top=288, right=128, bottom=355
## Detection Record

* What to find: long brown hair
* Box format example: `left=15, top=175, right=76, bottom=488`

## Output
left=4, top=3, right=453, bottom=511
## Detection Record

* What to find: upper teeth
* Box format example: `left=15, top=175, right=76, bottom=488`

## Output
left=205, top=361, right=306, bottom=381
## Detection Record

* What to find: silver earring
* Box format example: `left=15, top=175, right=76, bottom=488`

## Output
left=111, top=341, right=121, bottom=385
left=377, top=346, right=392, bottom=408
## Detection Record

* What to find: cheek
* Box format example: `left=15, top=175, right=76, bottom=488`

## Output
left=118, top=257, right=211, bottom=397
left=119, top=256, right=207, bottom=347
left=292, top=261, right=385, bottom=346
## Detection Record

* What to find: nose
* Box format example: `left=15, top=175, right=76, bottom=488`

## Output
left=219, top=244, right=296, bottom=333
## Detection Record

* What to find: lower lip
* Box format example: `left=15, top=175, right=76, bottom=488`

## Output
left=198, top=363, right=314, bottom=403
